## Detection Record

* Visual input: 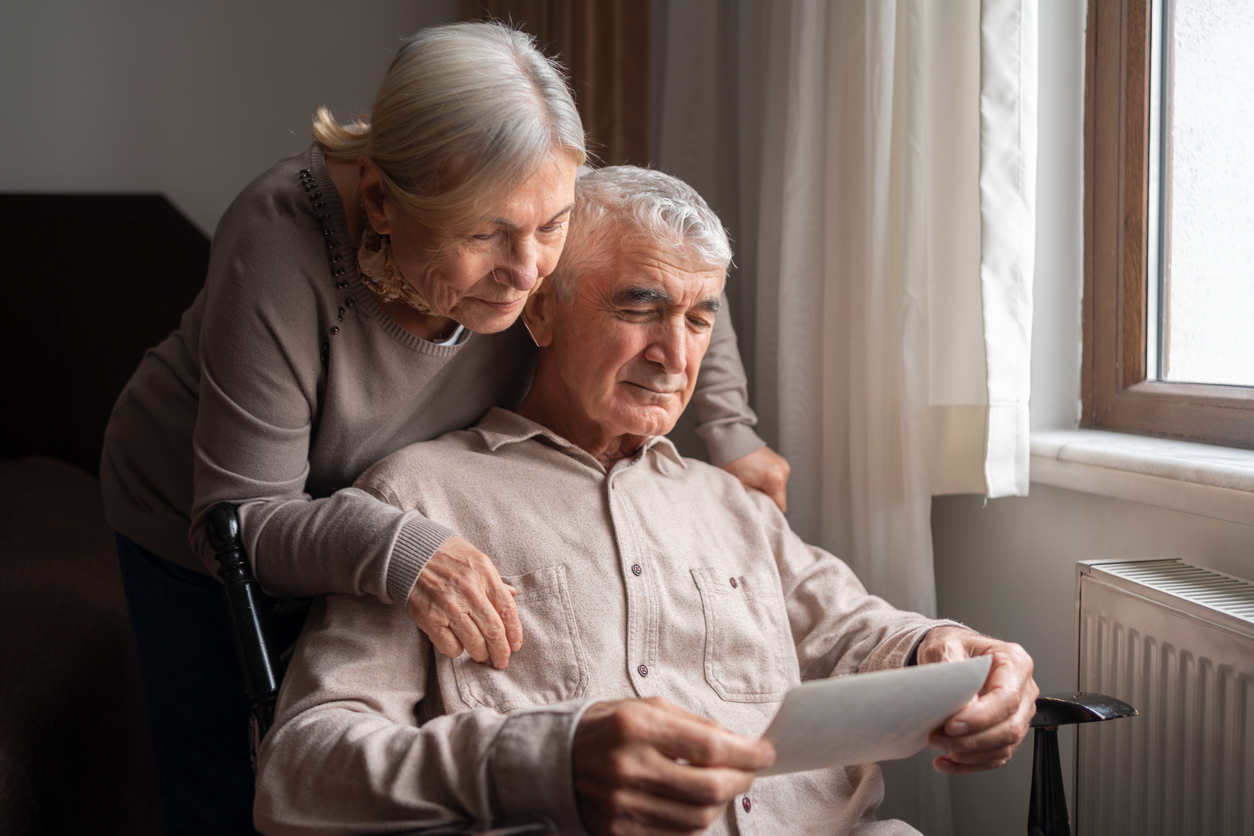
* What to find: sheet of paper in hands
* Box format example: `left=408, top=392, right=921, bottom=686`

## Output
left=758, top=655, right=993, bottom=776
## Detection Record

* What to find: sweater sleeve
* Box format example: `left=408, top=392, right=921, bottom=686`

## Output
left=187, top=177, right=455, bottom=602
left=254, top=595, right=592, bottom=835
left=690, top=293, right=767, bottom=466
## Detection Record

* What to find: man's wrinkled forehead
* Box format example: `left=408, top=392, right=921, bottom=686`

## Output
left=590, top=234, right=725, bottom=306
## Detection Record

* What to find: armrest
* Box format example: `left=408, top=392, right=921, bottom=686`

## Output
left=1030, top=692, right=1137, bottom=728
left=1028, top=692, right=1137, bottom=836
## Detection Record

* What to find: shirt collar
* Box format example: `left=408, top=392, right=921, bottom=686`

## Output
left=471, top=407, right=686, bottom=470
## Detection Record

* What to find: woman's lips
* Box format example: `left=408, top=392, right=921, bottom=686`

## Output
left=475, top=297, right=525, bottom=313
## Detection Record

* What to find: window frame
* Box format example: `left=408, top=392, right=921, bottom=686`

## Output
left=1083, top=0, right=1254, bottom=449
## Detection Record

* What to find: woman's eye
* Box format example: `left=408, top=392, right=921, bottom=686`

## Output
left=539, top=222, right=565, bottom=234
left=471, top=233, right=495, bottom=241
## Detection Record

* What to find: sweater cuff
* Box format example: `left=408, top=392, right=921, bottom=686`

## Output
left=384, top=514, right=457, bottom=605
left=490, top=700, right=593, bottom=835
left=697, top=422, right=767, bottom=468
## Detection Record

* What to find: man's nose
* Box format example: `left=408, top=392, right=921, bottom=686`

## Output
left=494, top=237, right=539, bottom=292
left=644, top=321, right=687, bottom=374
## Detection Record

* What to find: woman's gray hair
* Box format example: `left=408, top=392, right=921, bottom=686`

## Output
left=313, top=22, right=585, bottom=235
left=549, top=166, right=733, bottom=303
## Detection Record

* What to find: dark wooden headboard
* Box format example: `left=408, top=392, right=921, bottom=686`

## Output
left=0, top=195, right=209, bottom=474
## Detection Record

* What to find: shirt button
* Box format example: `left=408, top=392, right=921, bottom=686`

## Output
left=730, top=577, right=738, bottom=589
left=631, top=563, right=642, bottom=576
left=742, top=796, right=752, bottom=813
left=637, top=664, right=649, bottom=677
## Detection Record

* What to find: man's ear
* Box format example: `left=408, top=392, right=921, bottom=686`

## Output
left=357, top=157, right=392, bottom=235
left=522, top=283, right=556, bottom=347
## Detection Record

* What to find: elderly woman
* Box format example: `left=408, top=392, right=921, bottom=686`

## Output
left=101, top=21, right=786, bottom=834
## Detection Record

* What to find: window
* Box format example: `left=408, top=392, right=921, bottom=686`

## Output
left=1083, top=0, right=1254, bottom=448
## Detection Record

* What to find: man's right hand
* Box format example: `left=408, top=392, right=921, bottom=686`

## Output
left=572, top=698, right=776, bottom=835
left=407, top=536, right=522, bottom=669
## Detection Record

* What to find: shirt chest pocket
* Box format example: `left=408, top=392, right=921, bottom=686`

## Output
left=691, top=567, right=796, bottom=703
left=449, top=564, right=589, bottom=713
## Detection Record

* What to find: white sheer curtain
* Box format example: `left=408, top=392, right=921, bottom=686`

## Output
left=656, top=1, right=1037, bottom=833
left=752, top=0, right=1038, bottom=608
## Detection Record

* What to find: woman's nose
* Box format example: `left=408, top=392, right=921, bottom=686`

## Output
left=494, top=238, right=539, bottom=291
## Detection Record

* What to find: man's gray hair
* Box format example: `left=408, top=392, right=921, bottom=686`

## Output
left=548, top=166, right=733, bottom=303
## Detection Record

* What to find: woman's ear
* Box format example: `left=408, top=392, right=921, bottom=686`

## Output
left=522, top=283, right=555, bottom=347
left=357, top=158, right=392, bottom=235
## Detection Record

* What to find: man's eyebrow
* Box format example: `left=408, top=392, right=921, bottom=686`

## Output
left=695, top=297, right=721, bottom=314
left=615, top=285, right=672, bottom=305
left=489, top=203, right=575, bottom=229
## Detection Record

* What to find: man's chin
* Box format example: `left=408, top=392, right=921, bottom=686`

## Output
left=614, top=403, right=684, bottom=438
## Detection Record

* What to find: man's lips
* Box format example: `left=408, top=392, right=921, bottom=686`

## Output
left=624, top=380, right=681, bottom=395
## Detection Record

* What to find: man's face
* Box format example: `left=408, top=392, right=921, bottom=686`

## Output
left=545, top=234, right=725, bottom=440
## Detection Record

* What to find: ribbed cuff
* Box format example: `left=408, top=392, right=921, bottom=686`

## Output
left=490, top=700, right=594, bottom=835
left=697, top=422, right=767, bottom=468
left=384, top=513, right=457, bottom=605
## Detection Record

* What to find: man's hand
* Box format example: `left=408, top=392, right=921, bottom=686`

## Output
left=573, top=698, right=776, bottom=835
left=720, top=445, right=791, bottom=512
left=916, top=626, right=1038, bottom=774
left=407, top=536, right=522, bottom=669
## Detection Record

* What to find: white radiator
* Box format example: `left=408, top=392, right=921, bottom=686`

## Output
left=1075, top=559, right=1254, bottom=836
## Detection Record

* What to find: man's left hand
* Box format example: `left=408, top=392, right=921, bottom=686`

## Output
left=916, top=626, right=1038, bottom=774
left=721, top=445, right=791, bottom=512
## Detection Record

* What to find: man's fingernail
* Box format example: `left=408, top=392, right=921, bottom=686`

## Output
left=949, top=721, right=968, bottom=735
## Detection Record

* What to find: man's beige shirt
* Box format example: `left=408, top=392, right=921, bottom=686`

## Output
left=255, top=409, right=944, bottom=835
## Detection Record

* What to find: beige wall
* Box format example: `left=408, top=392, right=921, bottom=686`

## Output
left=0, top=0, right=458, bottom=236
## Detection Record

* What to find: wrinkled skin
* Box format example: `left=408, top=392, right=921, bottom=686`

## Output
left=573, top=698, right=776, bottom=836
left=916, top=625, right=1039, bottom=773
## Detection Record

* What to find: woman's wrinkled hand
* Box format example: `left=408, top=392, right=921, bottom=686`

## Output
left=407, top=536, right=523, bottom=669
left=720, top=445, right=791, bottom=513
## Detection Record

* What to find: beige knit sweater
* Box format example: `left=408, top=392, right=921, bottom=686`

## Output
left=100, top=146, right=764, bottom=603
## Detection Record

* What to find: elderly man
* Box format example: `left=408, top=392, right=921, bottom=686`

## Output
left=254, top=167, right=1036, bottom=836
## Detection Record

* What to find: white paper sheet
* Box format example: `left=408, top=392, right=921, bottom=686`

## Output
left=758, top=655, right=993, bottom=776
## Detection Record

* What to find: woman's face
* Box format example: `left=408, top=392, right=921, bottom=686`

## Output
left=368, top=151, right=579, bottom=334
